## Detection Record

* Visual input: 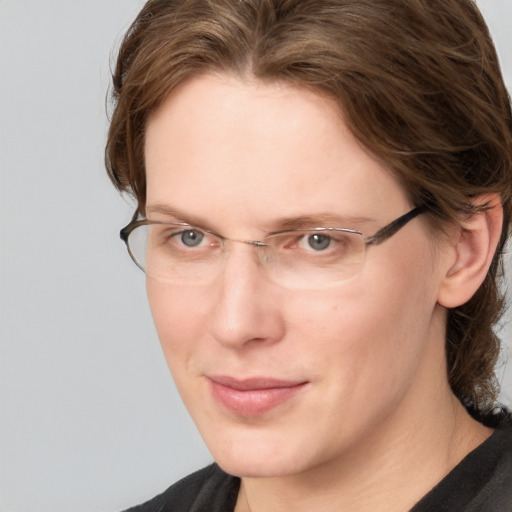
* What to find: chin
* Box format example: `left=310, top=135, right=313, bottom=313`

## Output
left=215, top=450, right=308, bottom=479
left=199, top=421, right=319, bottom=478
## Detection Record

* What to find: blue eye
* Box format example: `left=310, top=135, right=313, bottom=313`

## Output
left=306, top=233, right=331, bottom=251
left=180, top=229, right=204, bottom=247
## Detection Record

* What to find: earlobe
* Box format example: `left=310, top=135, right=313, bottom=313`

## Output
left=437, top=194, right=503, bottom=309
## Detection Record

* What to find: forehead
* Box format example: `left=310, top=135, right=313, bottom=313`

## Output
left=144, top=73, right=410, bottom=232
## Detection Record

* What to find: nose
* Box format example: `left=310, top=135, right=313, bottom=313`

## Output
left=209, top=245, right=286, bottom=349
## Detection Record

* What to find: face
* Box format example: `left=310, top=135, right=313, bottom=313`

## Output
left=144, top=73, right=449, bottom=479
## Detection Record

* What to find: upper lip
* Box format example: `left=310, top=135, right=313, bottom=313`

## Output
left=208, top=375, right=308, bottom=390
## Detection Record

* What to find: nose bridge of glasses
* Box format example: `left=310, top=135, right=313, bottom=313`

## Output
left=219, top=234, right=268, bottom=248
left=219, top=236, right=270, bottom=266
left=240, top=239, right=268, bottom=248
left=211, top=236, right=275, bottom=293
left=212, top=237, right=275, bottom=277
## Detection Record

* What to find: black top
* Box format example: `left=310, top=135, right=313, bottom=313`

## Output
left=124, top=410, right=512, bottom=512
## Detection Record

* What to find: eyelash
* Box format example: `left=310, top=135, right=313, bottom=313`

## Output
left=166, top=227, right=351, bottom=256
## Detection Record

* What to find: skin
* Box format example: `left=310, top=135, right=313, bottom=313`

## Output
left=144, top=73, right=494, bottom=512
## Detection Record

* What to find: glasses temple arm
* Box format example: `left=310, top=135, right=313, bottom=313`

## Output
left=366, top=205, right=427, bottom=245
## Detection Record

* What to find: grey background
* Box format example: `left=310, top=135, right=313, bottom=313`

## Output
left=0, top=1, right=511, bottom=511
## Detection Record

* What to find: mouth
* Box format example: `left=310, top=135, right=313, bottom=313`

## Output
left=207, top=375, right=309, bottom=417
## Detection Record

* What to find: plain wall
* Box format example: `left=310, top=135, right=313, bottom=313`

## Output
left=1, top=1, right=511, bottom=511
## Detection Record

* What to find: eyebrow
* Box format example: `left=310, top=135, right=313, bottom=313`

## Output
left=146, top=204, right=210, bottom=227
left=145, top=203, right=375, bottom=233
left=271, top=213, right=375, bottom=232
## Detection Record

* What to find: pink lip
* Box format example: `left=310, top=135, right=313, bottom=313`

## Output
left=208, top=376, right=308, bottom=417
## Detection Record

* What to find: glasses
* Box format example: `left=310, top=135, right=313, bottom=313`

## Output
left=120, top=206, right=426, bottom=289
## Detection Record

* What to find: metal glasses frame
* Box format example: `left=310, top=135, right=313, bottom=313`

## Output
left=120, top=205, right=427, bottom=273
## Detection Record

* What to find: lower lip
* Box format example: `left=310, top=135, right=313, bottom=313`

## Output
left=209, top=380, right=307, bottom=417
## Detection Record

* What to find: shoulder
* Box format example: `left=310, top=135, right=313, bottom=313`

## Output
left=122, top=463, right=240, bottom=512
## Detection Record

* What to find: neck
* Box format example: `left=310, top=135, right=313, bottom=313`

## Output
left=238, top=399, right=489, bottom=512
left=235, top=323, right=492, bottom=512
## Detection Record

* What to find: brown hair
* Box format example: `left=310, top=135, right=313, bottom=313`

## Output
left=106, top=0, right=512, bottom=409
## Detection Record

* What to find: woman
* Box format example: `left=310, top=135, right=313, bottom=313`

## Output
left=106, top=0, right=512, bottom=510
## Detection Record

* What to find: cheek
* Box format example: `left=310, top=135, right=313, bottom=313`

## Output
left=285, top=243, right=440, bottom=394
left=355, top=247, right=441, bottom=390
left=147, top=280, right=210, bottom=367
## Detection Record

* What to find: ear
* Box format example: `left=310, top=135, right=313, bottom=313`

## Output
left=437, top=194, right=503, bottom=309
